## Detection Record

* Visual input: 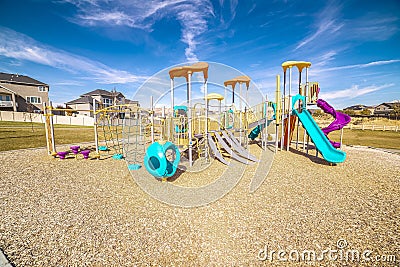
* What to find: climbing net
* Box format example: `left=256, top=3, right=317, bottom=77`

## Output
left=95, top=104, right=138, bottom=159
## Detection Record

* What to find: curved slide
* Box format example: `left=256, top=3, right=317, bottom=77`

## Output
left=248, top=119, right=274, bottom=140
left=316, top=99, right=351, bottom=148
left=248, top=103, right=276, bottom=140
left=291, top=94, right=346, bottom=163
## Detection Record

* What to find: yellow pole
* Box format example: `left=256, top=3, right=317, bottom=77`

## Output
left=49, top=101, right=56, bottom=153
left=275, top=75, right=281, bottom=153
left=93, top=98, right=100, bottom=157
left=43, top=102, right=51, bottom=155
left=275, top=75, right=281, bottom=124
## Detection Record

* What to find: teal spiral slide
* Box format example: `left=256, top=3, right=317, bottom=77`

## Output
left=291, top=94, right=346, bottom=163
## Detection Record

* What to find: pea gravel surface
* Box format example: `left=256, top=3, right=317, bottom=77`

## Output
left=0, top=145, right=399, bottom=266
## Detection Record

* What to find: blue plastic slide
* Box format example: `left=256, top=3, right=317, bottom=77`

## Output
left=291, top=94, right=346, bottom=163
left=248, top=119, right=273, bottom=140
left=248, top=102, right=276, bottom=140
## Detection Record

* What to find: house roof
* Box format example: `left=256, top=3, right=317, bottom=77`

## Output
left=82, top=89, right=124, bottom=98
left=0, top=72, right=47, bottom=86
left=344, top=104, right=367, bottom=110
left=376, top=102, right=395, bottom=108
left=65, top=96, right=97, bottom=105
left=66, top=90, right=138, bottom=106
left=124, top=99, right=139, bottom=105
left=0, top=84, right=17, bottom=95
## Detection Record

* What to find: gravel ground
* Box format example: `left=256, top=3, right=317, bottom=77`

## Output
left=0, top=145, right=399, bottom=266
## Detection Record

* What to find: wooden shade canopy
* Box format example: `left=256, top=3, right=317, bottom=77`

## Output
left=169, top=62, right=209, bottom=80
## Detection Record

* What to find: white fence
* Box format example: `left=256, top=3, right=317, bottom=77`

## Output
left=345, top=124, right=399, bottom=132
left=1, top=110, right=399, bottom=130
left=0, top=111, right=94, bottom=126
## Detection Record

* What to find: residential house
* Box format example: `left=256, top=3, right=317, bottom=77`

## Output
left=374, top=102, right=395, bottom=116
left=64, top=95, right=96, bottom=117
left=344, top=104, right=375, bottom=115
left=0, top=72, right=49, bottom=112
left=65, top=89, right=139, bottom=117
left=344, top=104, right=366, bottom=111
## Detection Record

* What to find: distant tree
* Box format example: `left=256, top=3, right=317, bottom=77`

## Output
left=360, top=109, right=371, bottom=116
left=313, top=109, right=323, bottom=117
left=55, top=105, right=66, bottom=116
left=390, top=102, right=400, bottom=120
left=65, top=106, right=74, bottom=116
left=26, top=102, right=36, bottom=132
left=342, top=109, right=356, bottom=116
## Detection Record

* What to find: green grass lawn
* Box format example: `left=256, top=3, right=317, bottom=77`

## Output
left=0, top=121, right=95, bottom=151
left=289, top=125, right=400, bottom=150
left=1, top=121, right=400, bottom=152
left=329, top=129, right=400, bottom=150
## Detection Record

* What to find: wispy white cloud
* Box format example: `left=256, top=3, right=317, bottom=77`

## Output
left=296, top=5, right=398, bottom=52
left=249, top=63, right=260, bottom=68
left=320, top=83, right=394, bottom=100
left=52, top=80, right=86, bottom=86
left=312, top=51, right=338, bottom=67
left=0, top=27, right=148, bottom=84
left=54, top=0, right=99, bottom=7
left=76, top=11, right=138, bottom=27
left=70, top=0, right=188, bottom=30
left=295, top=1, right=344, bottom=50
left=59, top=0, right=216, bottom=62
left=229, top=0, right=238, bottom=21
left=252, top=79, right=276, bottom=94
left=217, top=0, right=239, bottom=30
left=177, top=6, right=212, bottom=62
left=320, top=59, right=400, bottom=72
left=5, top=60, right=24, bottom=67
left=247, top=3, right=256, bottom=14
left=347, top=15, right=398, bottom=42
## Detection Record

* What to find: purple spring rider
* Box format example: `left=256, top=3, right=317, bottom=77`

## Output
left=70, top=146, right=80, bottom=158
left=57, top=151, right=69, bottom=160
left=81, top=150, right=91, bottom=159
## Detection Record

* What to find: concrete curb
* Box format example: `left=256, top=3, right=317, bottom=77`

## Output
left=346, top=145, right=400, bottom=155
left=0, top=249, right=13, bottom=267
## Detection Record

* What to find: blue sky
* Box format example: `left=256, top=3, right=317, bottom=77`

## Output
left=0, top=0, right=399, bottom=109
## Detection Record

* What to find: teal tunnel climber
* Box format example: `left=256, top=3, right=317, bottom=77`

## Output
left=248, top=102, right=276, bottom=140
left=144, top=141, right=181, bottom=178
left=224, top=109, right=234, bottom=129
left=174, top=105, right=188, bottom=133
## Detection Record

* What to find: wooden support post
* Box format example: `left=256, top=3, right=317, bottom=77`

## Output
left=49, top=101, right=56, bottom=154
left=43, top=102, right=51, bottom=155
left=340, top=128, right=344, bottom=149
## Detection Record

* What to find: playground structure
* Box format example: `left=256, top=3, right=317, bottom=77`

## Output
left=43, top=102, right=139, bottom=160
left=123, top=62, right=275, bottom=179
left=42, top=60, right=351, bottom=179
left=121, top=61, right=350, bottom=181
left=127, top=60, right=351, bottom=180
left=276, top=61, right=351, bottom=163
